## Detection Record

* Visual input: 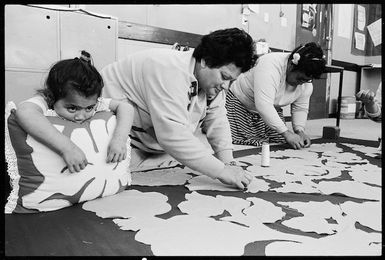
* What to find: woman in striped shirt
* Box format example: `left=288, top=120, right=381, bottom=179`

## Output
left=226, top=42, right=326, bottom=149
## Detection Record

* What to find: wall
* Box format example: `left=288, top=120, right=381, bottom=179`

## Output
left=117, top=39, right=171, bottom=57
left=86, top=4, right=297, bottom=118
left=332, top=4, right=381, bottom=65
left=85, top=4, right=298, bottom=52
left=6, top=4, right=381, bottom=117
left=4, top=5, right=118, bottom=104
left=85, top=4, right=244, bottom=35
left=245, top=4, right=297, bottom=51
left=88, top=3, right=380, bottom=116
left=85, top=4, right=246, bottom=63
left=329, top=4, right=382, bottom=113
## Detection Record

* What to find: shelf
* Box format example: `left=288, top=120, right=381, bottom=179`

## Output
left=360, top=64, right=382, bottom=69
left=323, top=65, right=344, bottom=73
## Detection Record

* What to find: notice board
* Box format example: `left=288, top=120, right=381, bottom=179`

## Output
left=351, top=4, right=382, bottom=56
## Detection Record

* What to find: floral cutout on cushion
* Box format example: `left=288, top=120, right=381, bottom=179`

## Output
left=4, top=102, right=131, bottom=213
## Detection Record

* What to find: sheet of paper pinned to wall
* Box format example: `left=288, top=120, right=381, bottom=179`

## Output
left=280, top=17, right=287, bottom=27
left=337, top=4, right=352, bottom=39
left=264, top=13, right=269, bottom=23
left=367, top=18, right=382, bottom=46
left=354, top=32, right=366, bottom=50
left=357, top=5, right=366, bottom=31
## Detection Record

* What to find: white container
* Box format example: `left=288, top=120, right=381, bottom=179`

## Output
left=261, top=142, right=270, bottom=167
left=340, top=96, right=356, bottom=119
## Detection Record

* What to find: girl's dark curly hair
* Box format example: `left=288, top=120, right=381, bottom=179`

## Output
left=289, top=42, right=326, bottom=79
left=37, top=50, right=104, bottom=109
left=193, top=28, right=256, bottom=73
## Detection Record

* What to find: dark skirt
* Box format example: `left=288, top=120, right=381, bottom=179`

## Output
left=225, top=90, right=287, bottom=146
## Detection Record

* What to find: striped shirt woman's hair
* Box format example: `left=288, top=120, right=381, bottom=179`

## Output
left=288, top=42, right=326, bottom=79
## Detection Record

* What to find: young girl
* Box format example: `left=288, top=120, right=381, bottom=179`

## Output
left=16, top=50, right=134, bottom=173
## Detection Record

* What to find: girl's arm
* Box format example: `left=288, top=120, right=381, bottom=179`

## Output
left=15, top=101, right=88, bottom=172
left=106, top=99, right=134, bottom=163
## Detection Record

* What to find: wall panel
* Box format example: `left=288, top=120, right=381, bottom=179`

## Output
left=5, top=71, right=47, bottom=105
left=5, top=5, right=59, bottom=70
left=86, top=4, right=243, bottom=35
left=247, top=4, right=297, bottom=51
left=60, top=11, right=118, bottom=71
left=5, top=5, right=117, bottom=103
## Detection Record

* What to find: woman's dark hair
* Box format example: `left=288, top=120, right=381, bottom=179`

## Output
left=37, top=50, right=104, bottom=109
left=289, top=42, right=326, bottom=79
left=193, top=28, right=256, bottom=73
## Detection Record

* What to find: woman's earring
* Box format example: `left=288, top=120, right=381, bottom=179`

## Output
left=200, top=59, right=206, bottom=69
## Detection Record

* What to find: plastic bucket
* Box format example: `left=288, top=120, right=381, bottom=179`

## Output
left=340, top=96, right=356, bottom=119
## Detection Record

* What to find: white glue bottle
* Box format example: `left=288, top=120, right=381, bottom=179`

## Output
left=261, top=142, right=270, bottom=167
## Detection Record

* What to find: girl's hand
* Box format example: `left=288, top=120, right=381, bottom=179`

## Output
left=61, top=143, right=88, bottom=173
left=216, top=165, right=253, bottom=190
left=107, top=137, right=127, bottom=163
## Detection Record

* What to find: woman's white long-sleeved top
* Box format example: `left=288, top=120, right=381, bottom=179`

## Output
left=231, top=52, right=313, bottom=134
left=100, top=48, right=233, bottom=178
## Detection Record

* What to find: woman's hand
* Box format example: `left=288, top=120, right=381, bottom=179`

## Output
left=356, top=89, right=379, bottom=115
left=216, top=165, right=253, bottom=190
left=295, top=130, right=311, bottom=148
left=356, top=89, right=376, bottom=106
left=282, top=130, right=304, bottom=149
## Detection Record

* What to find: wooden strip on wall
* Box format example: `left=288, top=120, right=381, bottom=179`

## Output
left=118, top=21, right=202, bottom=47
left=270, top=47, right=290, bottom=53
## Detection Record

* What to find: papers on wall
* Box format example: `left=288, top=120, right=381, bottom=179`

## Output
left=367, top=18, right=382, bottom=46
left=357, top=5, right=366, bottom=31
left=354, top=32, right=366, bottom=50
left=280, top=17, right=288, bottom=27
